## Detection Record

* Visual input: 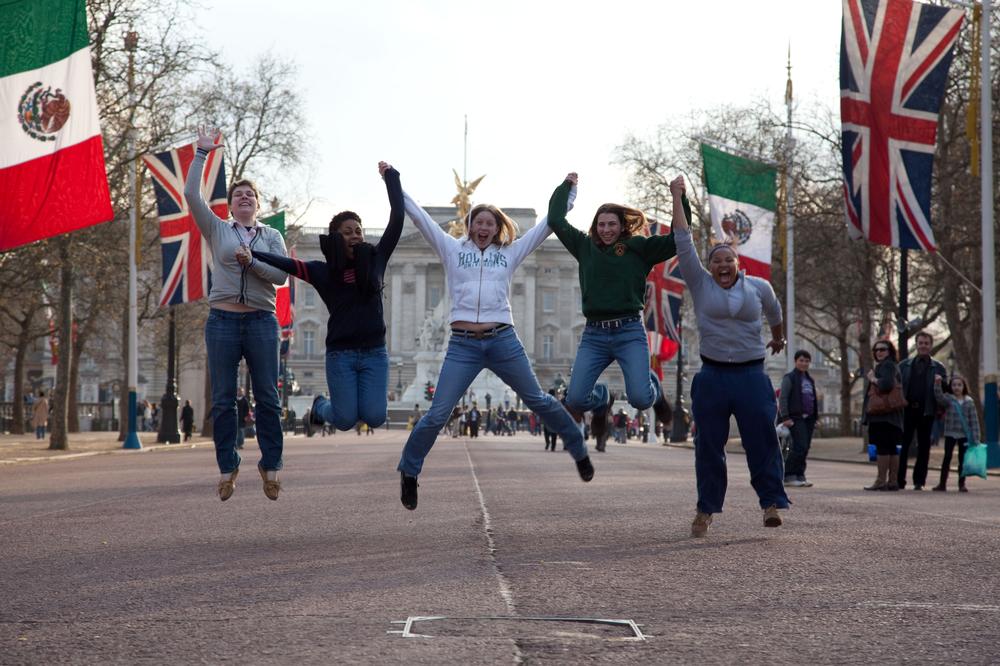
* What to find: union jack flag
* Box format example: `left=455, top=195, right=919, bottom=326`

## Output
left=644, top=219, right=685, bottom=372
left=840, top=0, right=963, bottom=251
left=142, top=142, right=227, bottom=306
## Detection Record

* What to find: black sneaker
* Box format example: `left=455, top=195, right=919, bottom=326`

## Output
left=589, top=384, right=614, bottom=449
left=310, top=395, right=326, bottom=426
left=400, top=472, right=419, bottom=510
left=652, top=391, right=673, bottom=430
left=575, top=456, right=594, bottom=482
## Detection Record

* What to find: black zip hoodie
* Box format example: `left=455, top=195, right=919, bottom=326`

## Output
left=252, top=168, right=404, bottom=350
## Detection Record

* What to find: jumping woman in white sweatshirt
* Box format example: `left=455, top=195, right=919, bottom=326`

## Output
left=397, top=173, right=593, bottom=510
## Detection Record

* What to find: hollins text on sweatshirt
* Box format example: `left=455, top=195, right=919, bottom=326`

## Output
left=401, top=186, right=575, bottom=325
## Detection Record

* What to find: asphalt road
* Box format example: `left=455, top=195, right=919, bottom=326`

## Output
left=2, top=431, right=998, bottom=665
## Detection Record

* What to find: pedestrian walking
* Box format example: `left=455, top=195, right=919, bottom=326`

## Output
left=180, top=400, right=195, bottom=442
left=932, top=374, right=980, bottom=492
left=235, top=388, right=250, bottom=450
left=779, top=350, right=819, bottom=488
left=612, top=409, right=628, bottom=445
left=543, top=390, right=559, bottom=451
left=31, top=390, right=49, bottom=440
left=396, top=171, right=593, bottom=510
left=897, top=331, right=948, bottom=490
left=187, top=126, right=287, bottom=502
left=669, top=175, right=789, bottom=537
left=546, top=174, right=674, bottom=452
left=468, top=402, right=481, bottom=438
left=863, top=340, right=904, bottom=492
left=253, top=161, right=404, bottom=435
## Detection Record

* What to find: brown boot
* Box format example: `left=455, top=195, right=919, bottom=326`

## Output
left=864, top=456, right=888, bottom=491
left=885, top=455, right=900, bottom=491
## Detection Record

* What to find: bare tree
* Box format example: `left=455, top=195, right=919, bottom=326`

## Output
left=185, top=54, right=307, bottom=185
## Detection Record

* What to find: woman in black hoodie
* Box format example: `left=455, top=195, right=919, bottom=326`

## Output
left=253, top=161, right=403, bottom=431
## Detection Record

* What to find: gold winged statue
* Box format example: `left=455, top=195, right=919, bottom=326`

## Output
left=447, top=169, right=486, bottom=238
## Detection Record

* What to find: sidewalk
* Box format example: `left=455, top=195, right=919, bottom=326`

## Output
left=1, top=430, right=997, bottom=478
left=663, top=435, right=1000, bottom=477
left=0, top=431, right=214, bottom=465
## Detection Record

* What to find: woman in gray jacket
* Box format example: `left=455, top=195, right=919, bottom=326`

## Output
left=186, top=127, right=288, bottom=502
left=670, top=176, right=788, bottom=537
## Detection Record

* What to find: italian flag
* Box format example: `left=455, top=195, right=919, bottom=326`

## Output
left=700, top=143, right=777, bottom=279
left=0, top=0, right=112, bottom=251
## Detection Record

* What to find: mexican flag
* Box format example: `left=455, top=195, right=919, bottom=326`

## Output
left=0, top=0, right=112, bottom=251
left=700, top=143, right=777, bottom=279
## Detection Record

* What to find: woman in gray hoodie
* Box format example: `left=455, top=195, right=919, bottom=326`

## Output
left=185, top=127, right=288, bottom=502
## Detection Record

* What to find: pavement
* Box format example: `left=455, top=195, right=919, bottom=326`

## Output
left=3, top=429, right=999, bottom=664
left=3, top=428, right=996, bottom=478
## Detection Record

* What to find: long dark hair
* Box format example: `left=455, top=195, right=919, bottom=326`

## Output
left=872, top=339, right=898, bottom=362
left=588, top=203, right=648, bottom=245
left=320, top=211, right=380, bottom=299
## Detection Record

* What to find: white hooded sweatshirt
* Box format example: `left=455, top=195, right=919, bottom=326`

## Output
left=402, top=188, right=574, bottom=325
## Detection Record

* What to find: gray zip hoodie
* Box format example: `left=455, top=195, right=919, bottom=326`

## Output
left=184, top=150, right=287, bottom=311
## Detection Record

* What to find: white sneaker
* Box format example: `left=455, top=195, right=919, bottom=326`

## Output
left=785, top=479, right=805, bottom=487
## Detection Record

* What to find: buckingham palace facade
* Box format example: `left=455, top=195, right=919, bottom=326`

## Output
left=284, top=205, right=844, bottom=418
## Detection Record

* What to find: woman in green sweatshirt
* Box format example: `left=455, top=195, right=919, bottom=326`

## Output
left=546, top=176, right=677, bottom=450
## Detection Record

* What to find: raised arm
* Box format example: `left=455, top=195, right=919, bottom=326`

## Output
left=375, top=161, right=405, bottom=258
left=402, top=191, right=459, bottom=261
left=669, top=177, right=709, bottom=289
left=508, top=175, right=577, bottom=267
left=546, top=175, right=586, bottom=258
left=184, top=127, right=227, bottom=241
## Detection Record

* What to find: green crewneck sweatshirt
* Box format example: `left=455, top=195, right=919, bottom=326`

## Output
left=547, top=180, right=679, bottom=320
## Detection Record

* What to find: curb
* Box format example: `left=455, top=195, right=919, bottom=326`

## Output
left=0, top=440, right=210, bottom=465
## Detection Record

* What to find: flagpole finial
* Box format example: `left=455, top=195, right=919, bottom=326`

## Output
left=785, top=43, right=793, bottom=106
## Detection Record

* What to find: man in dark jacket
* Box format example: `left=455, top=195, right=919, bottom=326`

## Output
left=897, top=331, right=948, bottom=490
left=779, top=350, right=819, bottom=487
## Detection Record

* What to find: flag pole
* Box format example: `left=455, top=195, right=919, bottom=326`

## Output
left=785, top=45, right=796, bottom=370
left=123, top=30, right=141, bottom=450
left=980, top=0, right=998, bottom=466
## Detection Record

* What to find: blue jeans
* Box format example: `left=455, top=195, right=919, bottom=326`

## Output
left=398, top=327, right=586, bottom=476
left=784, top=416, right=816, bottom=480
left=35, top=425, right=45, bottom=439
left=314, top=345, right=389, bottom=430
left=690, top=362, right=789, bottom=513
left=205, top=309, right=283, bottom=474
left=566, top=319, right=661, bottom=412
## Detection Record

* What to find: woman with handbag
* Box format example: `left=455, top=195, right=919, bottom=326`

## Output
left=862, top=340, right=905, bottom=491
left=931, top=374, right=980, bottom=492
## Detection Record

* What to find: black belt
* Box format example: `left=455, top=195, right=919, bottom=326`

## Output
left=451, top=323, right=512, bottom=339
left=586, top=314, right=641, bottom=329
left=700, top=355, right=764, bottom=368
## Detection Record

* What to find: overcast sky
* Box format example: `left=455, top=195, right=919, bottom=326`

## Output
left=198, top=1, right=843, bottom=231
